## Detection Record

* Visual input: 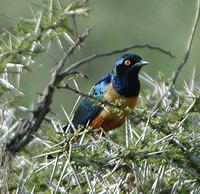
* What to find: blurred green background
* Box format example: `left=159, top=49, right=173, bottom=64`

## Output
left=0, top=0, right=199, bottom=118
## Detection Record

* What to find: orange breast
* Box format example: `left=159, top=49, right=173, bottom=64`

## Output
left=89, top=83, right=138, bottom=133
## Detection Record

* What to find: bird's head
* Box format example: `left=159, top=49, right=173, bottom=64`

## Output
left=112, top=53, right=149, bottom=76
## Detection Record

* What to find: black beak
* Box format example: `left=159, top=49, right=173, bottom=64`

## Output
left=134, top=60, right=149, bottom=68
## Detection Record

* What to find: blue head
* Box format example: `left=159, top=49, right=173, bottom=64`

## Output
left=111, top=53, right=149, bottom=97
left=113, top=53, right=148, bottom=76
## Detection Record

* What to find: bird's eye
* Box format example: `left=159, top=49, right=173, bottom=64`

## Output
left=124, top=60, right=132, bottom=66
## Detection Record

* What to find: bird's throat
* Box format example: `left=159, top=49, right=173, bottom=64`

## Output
left=111, top=74, right=140, bottom=97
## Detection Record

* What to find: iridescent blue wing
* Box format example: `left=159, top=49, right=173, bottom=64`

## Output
left=63, top=73, right=111, bottom=132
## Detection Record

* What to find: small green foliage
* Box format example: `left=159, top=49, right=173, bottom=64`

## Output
left=192, top=98, right=200, bottom=112
left=14, top=19, right=36, bottom=35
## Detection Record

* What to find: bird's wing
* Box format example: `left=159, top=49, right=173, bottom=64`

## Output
left=64, top=73, right=112, bottom=132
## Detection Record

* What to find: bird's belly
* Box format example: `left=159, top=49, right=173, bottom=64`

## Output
left=89, top=83, right=138, bottom=132
left=89, top=109, right=125, bottom=132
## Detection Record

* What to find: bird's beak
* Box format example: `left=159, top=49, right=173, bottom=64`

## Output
left=140, top=60, right=149, bottom=65
left=135, top=60, right=149, bottom=68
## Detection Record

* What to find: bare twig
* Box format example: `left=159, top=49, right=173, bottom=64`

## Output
left=153, top=0, right=200, bottom=111
left=59, top=44, right=174, bottom=80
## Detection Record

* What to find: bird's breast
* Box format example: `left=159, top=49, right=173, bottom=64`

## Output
left=103, top=83, right=138, bottom=108
left=90, top=83, right=138, bottom=132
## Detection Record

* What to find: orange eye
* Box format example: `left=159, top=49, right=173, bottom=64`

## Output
left=124, top=60, right=131, bottom=66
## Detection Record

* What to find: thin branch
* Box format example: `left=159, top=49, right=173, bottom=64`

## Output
left=153, top=0, right=200, bottom=111
left=68, top=147, right=200, bottom=181
left=58, top=83, right=135, bottom=116
left=59, top=44, right=174, bottom=80
left=72, top=15, right=79, bottom=38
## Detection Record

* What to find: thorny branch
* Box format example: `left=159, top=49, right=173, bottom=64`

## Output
left=148, top=0, right=200, bottom=175
left=59, top=80, right=200, bottom=179
left=1, top=26, right=94, bottom=155
left=0, top=1, right=199, bottom=193
left=1, top=2, right=199, bottom=190
left=153, top=0, right=200, bottom=111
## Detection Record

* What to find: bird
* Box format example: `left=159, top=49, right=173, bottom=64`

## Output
left=63, top=53, right=149, bottom=134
